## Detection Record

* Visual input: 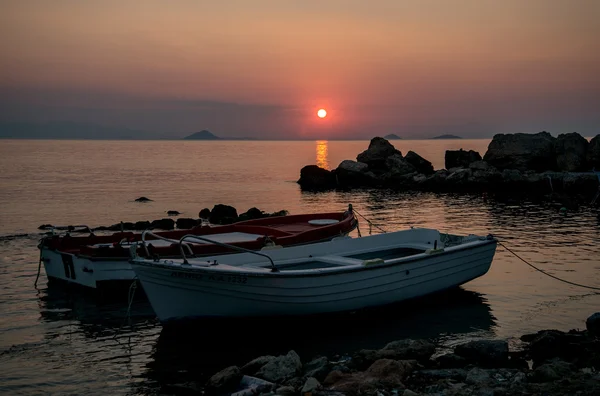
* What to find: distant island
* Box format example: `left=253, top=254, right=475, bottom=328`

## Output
left=432, top=134, right=462, bottom=139
left=184, top=130, right=221, bottom=140
left=384, top=134, right=402, bottom=140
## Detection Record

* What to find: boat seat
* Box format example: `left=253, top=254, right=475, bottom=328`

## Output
left=314, top=255, right=365, bottom=267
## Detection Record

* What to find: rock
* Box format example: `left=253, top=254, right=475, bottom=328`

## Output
left=269, top=210, right=289, bottom=217
left=469, top=160, right=491, bottom=171
left=335, top=160, right=377, bottom=187
left=380, top=339, right=436, bottom=362
left=301, top=377, right=321, bottom=394
left=242, top=355, right=277, bottom=375
left=511, top=372, right=527, bottom=385
left=586, top=312, right=600, bottom=336
left=434, top=353, right=469, bottom=368
left=209, top=204, right=238, bottom=225
left=587, top=135, right=600, bottom=169
left=205, top=365, right=242, bottom=395
left=176, top=218, right=199, bottom=229
left=446, top=149, right=482, bottom=169
left=356, top=137, right=402, bottom=171
left=133, top=221, right=151, bottom=230
left=366, top=358, right=416, bottom=384
left=386, top=154, right=417, bottom=175
left=150, top=218, right=175, bottom=230
left=554, top=132, right=589, bottom=172
left=298, top=165, right=337, bottom=190
left=561, top=172, right=599, bottom=194
left=256, top=350, right=302, bottom=383
left=199, top=208, right=211, bottom=219
left=234, top=375, right=275, bottom=396
left=167, top=210, right=181, bottom=216
left=275, top=385, right=297, bottom=396
left=529, top=360, right=575, bottom=383
left=134, top=196, right=152, bottom=202
left=38, top=224, right=53, bottom=230
left=402, top=390, right=419, bottom=396
left=238, top=207, right=266, bottom=222
left=323, top=370, right=345, bottom=386
left=466, top=367, right=491, bottom=386
left=520, top=329, right=586, bottom=364
left=483, top=131, right=557, bottom=172
left=446, top=168, right=472, bottom=185
left=414, top=369, right=468, bottom=381
left=303, top=356, right=330, bottom=382
left=405, top=151, right=434, bottom=175
left=454, top=340, right=509, bottom=368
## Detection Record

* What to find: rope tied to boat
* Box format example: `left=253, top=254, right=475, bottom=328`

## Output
left=34, top=237, right=46, bottom=288
left=352, top=208, right=387, bottom=235
left=498, top=241, right=600, bottom=292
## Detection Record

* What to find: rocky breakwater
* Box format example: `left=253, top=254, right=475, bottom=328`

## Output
left=202, top=312, right=600, bottom=396
left=298, top=133, right=600, bottom=197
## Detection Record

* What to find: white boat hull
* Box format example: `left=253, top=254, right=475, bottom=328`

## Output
left=131, top=230, right=497, bottom=321
left=41, top=248, right=134, bottom=289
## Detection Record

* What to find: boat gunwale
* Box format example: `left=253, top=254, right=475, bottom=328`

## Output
left=131, top=237, right=497, bottom=279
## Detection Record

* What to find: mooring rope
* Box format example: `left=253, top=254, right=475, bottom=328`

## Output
left=498, top=241, right=600, bottom=292
left=352, top=209, right=387, bottom=234
left=34, top=241, right=43, bottom=288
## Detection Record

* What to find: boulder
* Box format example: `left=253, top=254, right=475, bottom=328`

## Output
left=335, top=160, right=377, bottom=187
left=297, top=165, right=337, bottom=190
left=150, top=218, right=175, bottom=230
left=238, top=207, right=266, bottom=222
left=469, top=160, right=492, bottom=171
left=586, top=312, right=600, bottom=336
left=465, top=367, right=491, bottom=386
left=255, top=350, right=302, bottom=383
left=445, top=149, right=482, bottom=169
left=209, top=204, right=238, bottom=225
left=301, top=377, right=321, bottom=394
left=303, top=356, right=330, bottom=382
left=199, top=208, right=211, bottom=219
left=380, top=339, right=436, bottom=362
left=205, top=365, right=242, bottom=395
left=554, top=132, right=589, bottom=172
left=327, top=359, right=415, bottom=395
left=356, top=137, right=401, bottom=171
left=561, top=172, right=600, bottom=194
left=587, top=135, right=600, bottom=169
left=386, top=154, right=417, bottom=175
left=133, top=221, right=151, bottom=230
left=405, top=151, right=434, bottom=175
left=176, top=218, right=199, bottom=229
left=454, top=340, right=509, bottom=368
left=242, top=355, right=276, bottom=375
left=483, top=131, right=557, bottom=172
left=434, top=353, right=469, bottom=368
left=529, top=359, right=576, bottom=383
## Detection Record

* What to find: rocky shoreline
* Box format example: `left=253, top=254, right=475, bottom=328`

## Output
left=37, top=204, right=288, bottom=233
left=298, top=132, right=600, bottom=200
left=201, top=312, right=600, bottom=396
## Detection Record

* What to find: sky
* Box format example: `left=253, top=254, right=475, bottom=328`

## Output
left=1, top=0, right=599, bottom=139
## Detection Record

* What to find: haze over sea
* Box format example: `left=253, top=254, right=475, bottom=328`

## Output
left=0, top=138, right=599, bottom=394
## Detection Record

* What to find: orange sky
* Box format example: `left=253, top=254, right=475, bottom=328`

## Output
left=1, top=0, right=599, bottom=139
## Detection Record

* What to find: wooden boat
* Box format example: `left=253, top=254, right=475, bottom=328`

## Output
left=38, top=208, right=357, bottom=289
left=130, top=227, right=497, bottom=321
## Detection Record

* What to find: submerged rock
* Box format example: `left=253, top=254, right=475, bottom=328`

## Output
left=134, top=196, right=152, bottom=202
left=176, top=218, right=199, bottom=229
left=150, top=218, right=175, bottom=230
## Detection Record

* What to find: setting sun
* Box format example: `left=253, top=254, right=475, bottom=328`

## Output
left=317, top=109, right=327, bottom=118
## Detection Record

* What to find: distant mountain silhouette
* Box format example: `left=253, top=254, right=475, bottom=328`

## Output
left=183, top=130, right=221, bottom=140
left=432, top=134, right=462, bottom=139
left=0, top=121, right=159, bottom=139
left=384, top=134, right=402, bottom=140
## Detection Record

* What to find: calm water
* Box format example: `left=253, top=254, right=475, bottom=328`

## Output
left=1, top=139, right=599, bottom=395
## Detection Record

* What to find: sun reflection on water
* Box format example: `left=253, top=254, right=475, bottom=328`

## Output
left=316, top=140, right=329, bottom=170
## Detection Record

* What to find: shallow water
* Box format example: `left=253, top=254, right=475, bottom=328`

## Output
left=0, top=139, right=599, bottom=394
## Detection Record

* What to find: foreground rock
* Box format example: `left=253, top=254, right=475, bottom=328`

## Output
left=200, top=312, right=600, bottom=396
left=297, top=134, right=600, bottom=197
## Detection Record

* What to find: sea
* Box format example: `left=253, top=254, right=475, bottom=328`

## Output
left=0, top=138, right=599, bottom=395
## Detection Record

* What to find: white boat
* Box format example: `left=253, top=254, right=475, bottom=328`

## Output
left=130, top=228, right=497, bottom=322
left=38, top=209, right=357, bottom=289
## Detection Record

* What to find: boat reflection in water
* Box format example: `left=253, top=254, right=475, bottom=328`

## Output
left=144, top=287, right=497, bottom=389
left=316, top=140, right=330, bottom=170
